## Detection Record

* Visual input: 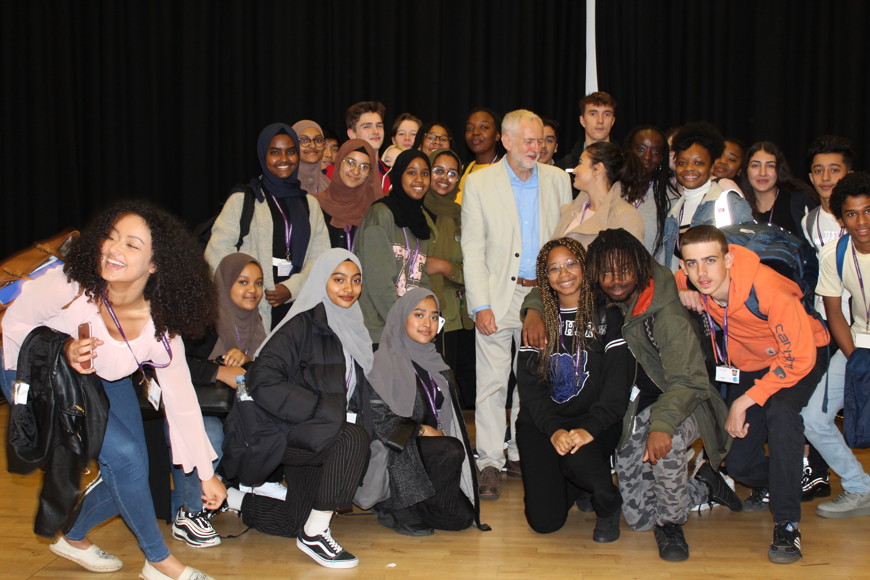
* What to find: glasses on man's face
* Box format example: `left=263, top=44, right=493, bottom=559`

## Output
left=546, top=259, right=580, bottom=277
left=298, top=136, right=325, bottom=148
left=342, top=157, right=372, bottom=174
left=431, top=167, right=459, bottom=180
left=425, top=133, right=450, bottom=144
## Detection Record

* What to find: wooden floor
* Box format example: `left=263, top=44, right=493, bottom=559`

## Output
left=2, top=405, right=870, bottom=579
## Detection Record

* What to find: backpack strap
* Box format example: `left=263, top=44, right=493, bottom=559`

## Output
left=836, top=233, right=851, bottom=280
left=235, top=185, right=256, bottom=251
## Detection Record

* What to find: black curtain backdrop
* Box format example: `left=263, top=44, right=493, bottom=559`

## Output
left=2, top=0, right=869, bottom=258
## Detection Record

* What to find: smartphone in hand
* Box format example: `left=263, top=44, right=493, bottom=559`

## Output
left=78, top=322, right=92, bottom=370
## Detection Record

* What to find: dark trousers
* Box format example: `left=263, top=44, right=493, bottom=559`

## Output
left=725, top=346, right=826, bottom=523
left=438, top=328, right=477, bottom=410
left=517, top=417, right=621, bottom=534
left=378, top=436, right=474, bottom=531
left=241, top=422, right=370, bottom=537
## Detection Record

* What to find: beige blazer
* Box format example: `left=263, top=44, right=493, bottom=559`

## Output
left=461, top=159, right=572, bottom=323
left=552, top=182, right=645, bottom=249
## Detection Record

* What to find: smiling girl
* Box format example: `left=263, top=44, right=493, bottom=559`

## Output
left=515, top=237, right=633, bottom=543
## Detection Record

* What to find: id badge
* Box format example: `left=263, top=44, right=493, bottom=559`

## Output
left=147, top=377, right=162, bottom=410
left=273, top=257, right=293, bottom=277
left=346, top=412, right=358, bottom=424
left=715, top=365, right=740, bottom=384
left=855, top=333, right=870, bottom=349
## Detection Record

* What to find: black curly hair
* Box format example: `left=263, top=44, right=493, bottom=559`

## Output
left=63, top=199, right=217, bottom=340
left=622, top=125, right=677, bottom=253
left=671, top=121, right=725, bottom=162
left=534, top=237, right=597, bottom=380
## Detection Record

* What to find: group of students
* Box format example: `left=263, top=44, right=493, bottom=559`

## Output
left=2, top=94, right=870, bottom=577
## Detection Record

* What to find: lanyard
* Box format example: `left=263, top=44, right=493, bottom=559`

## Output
left=269, top=194, right=293, bottom=261
left=102, top=291, right=172, bottom=378
left=579, top=201, right=591, bottom=224
left=851, top=243, right=870, bottom=332
left=702, top=295, right=730, bottom=366
left=558, top=316, right=585, bottom=383
left=232, top=324, right=248, bottom=355
left=816, top=218, right=844, bottom=248
left=765, top=190, right=780, bottom=226
left=413, top=367, right=442, bottom=431
left=633, top=184, right=650, bottom=209
left=401, top=227, right=420, bottom=276
left=344, top=225, right=356, bottom=252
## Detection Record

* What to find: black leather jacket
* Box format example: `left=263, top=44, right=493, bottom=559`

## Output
left=7, top=326, right=108, bottom=537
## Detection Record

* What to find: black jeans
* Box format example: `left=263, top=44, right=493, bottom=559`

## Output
left=725, top=346, right=826, bottom=523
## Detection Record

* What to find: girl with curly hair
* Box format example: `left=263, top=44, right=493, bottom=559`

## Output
left=2, top=199, right=225, bottom=580
left=514, top=237, right=633, bottom=543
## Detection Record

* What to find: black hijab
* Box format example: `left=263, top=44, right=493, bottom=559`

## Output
left=253, top=123, right=311, bottom=275
left=380, top=149, right=432, bottom=240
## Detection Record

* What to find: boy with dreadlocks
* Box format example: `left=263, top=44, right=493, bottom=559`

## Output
left=587, top=229, right=739, bottom=562
left=514, top=237, right=633, bottom=543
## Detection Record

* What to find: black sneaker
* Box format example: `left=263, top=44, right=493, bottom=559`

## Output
left=694, top=462, right=742, bottom=511
left=172, top=508, right=221, bottom=548
left=593, top=511, right=621, bottom=543
left=653, top=523, right=689, bottom=562
left=768, top=521, right=802, bottom=564
left=297, top=528, right=359, bottom=569
left=801, top=466, right=832, bottom=502
left=742, top=487, right=770, bottom=512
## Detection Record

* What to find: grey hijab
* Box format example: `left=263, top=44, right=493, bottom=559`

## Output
left=257, top=248, right=373, bottom=374
left=368, top=287, right=449, bottom=417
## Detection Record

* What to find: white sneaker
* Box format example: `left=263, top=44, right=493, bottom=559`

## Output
left=252, top=481, right=287, bottom=500
left=816, top=490, right=870, bottom=518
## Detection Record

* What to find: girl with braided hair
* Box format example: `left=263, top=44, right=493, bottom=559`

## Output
left=514, top=237, right=634, bottom=543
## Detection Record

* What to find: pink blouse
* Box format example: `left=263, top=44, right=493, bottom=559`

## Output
left=2, top=267, right=217, bottom=479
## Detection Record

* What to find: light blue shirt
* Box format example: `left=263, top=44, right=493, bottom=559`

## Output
left=506, top=161, right=540, bottom=280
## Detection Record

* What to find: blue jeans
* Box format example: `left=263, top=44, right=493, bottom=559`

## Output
left=66, top=377, right=170, bottom=563
left=169, top=415, right=224, bottom=514
left=802, top=349, right=870, bottom=494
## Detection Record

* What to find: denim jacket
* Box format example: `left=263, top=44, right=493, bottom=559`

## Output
left=656, top=181, right=754, bottom=270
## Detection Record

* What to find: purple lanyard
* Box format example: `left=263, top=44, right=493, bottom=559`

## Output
left=401, top=227, right=420, bottom=275
left=559, top=322, right=585, bottom=382
left=633, top=185, right=650, bottom=209
left=413, top=367, right=442, bottom=430
left=269, top=194, right=293, bottom=260
left=702, top=295, right=729, bottom=365
left=851, top=243, right=870, bottom=332
left=233, top=324, right=248, bottom=356
left=102, top=291, right=172, bottom=377
left=344, top=225, right=356, bottom=252
left=817, top=219, right=844, bottom=248
left=578, top=201, right=591, bottom=224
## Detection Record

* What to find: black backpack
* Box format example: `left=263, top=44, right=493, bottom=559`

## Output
left=195, top=185, right=257, bottom=253
left=719, top=222, right=821, bottom=320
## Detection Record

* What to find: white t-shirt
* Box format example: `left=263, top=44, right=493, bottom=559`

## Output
left=803, top=208, right=850, bottom=320
left=816, top=237, right=870, bottom=338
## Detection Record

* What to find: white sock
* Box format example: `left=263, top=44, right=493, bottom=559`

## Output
left=303, top=509, right=333, bottom=536
left=226, top=487, right=246, bottom=512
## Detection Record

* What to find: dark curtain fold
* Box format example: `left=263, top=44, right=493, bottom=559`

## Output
left=4, top=1, right=870, bottom=258
left=596, top=0, right=870, bottom=174
left=0, top=0, right=585, bottom=256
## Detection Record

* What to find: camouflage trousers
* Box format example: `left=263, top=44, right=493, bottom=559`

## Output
left=615, top=407, right=706, bottom=530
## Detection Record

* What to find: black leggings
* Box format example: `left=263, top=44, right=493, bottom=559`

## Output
left=241, top=422, right=370, bottom=537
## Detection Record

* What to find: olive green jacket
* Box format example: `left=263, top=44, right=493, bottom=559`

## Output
left=616, top=263, right=731, bottom=468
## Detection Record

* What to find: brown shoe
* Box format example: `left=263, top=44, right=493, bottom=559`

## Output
left=478, top=467, right=501, bottom=500
left=505, top=459, right=522, bottom=478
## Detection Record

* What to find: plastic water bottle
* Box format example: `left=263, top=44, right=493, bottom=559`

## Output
left=235, top=375, right=252, bottom=402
